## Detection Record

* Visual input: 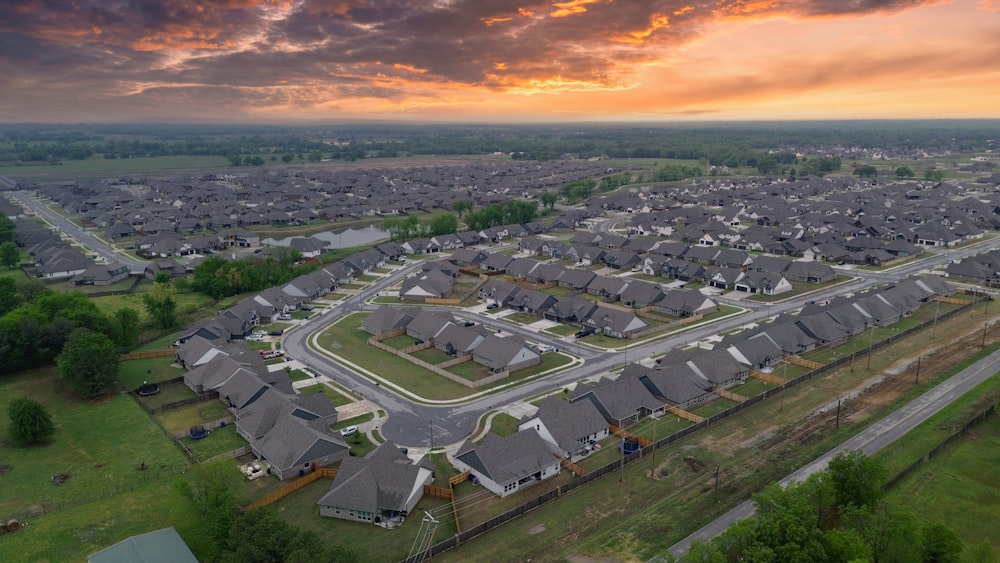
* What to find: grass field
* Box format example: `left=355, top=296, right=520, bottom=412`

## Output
left=118, top=357, right=185, bottom=390
left=155, top=400, right=230, bottom=434
left=886, top=415, right=1000, bottom=559
left=180, top=424, right=248, bottom=462
left=298, top=383, right=354, bottom=408
left=0, top=155, right=231, bottom=179
left=0, top=367, right=191, bottom=520
left=487, top=413, right=521, bottom=437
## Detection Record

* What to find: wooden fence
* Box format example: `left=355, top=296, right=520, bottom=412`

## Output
left=783, top=355, right=824, bottom=370
left=244, top=466, right=338, bottom=511
left=423, top=485, right=455, bottom=500
left=121, top=349, right=176, bottom=361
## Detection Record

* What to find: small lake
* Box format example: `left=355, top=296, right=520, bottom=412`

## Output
left=262, top=225, right=390, bottom=249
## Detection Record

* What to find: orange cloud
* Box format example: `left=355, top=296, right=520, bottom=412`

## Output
left=551, top=0, right=602, bottom=18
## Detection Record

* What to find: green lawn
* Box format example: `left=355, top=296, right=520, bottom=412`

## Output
left=330, top=412, right=375, bottom=431
left=0, top=368, right=191, bottom=519
left=118, top=357, right=185, bottom=390
left=287, top=368, right=312, bottom=382
left=355, top=274, right=379, bottom=282
left=411, top=346, right=453, bottom=364
left=317, top=313, right=476, bottom=400
left=487, top=413, right=521, bottom=437
left=688, top=397, right=739, bottom=418
left=383, top=334, right=420, bottom=349
left=545, top=324, right=580, bottom=337
left=299, top=383, right=354, bottom=408
left=154, top=400, right=230, bottom=434
left=346, top=432, right=379, bottom=458
left=732, top=378, right=776, bottom=398
left=503, top=312, right=541, bottom=325
left=885, top=416, right=1000, bottom=559
left=180, top=424, right=248, bottom=462
left=136, top=384, right=198, bottom=410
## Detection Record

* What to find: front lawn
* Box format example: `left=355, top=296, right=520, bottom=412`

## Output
left=299, top=383, right=354, bottom=407
left=488, top=413, right=520, bottom=437
left=330, top=412, right=375, bottom=431
left=545, top=324, right=580, bottom=337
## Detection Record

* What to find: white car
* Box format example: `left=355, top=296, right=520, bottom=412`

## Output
left=534, top=344, right=555, bottom=353
left=339, top=426, right=358, bottom=437
left=277, top=314, right=293, bottom=321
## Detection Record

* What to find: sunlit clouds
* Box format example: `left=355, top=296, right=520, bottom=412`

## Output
left=0, top=0, right=996, bottom=122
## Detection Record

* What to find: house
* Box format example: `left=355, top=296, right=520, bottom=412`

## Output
left=620, top=281, right=665, bottom=309
left=249, top=414, right=349, bottom=480
left=399, top=270, right=454, bottom=301
left=88, top=527, right=197, bottom=563
left=785, top=261, right=836, bottom=283
left=472, top=334, right=540, bottom=373
left=451, top=429, right=561, bottom=498
left=518, top=396, right=609, bottom=461
left=586, top=275, right=630, bottom=302
left=582, top=308, right=649, bottom=339
left=625, top=362, right=713, bottom=410
left=363, top=306, right=416, bottom=336
left=569, top=374, right=664, bottom=427
left=734, top=270, right=793, bottom=295
left=543, top=297, right=598, bottom=325
left=405, top=309, right=455, bottom=343
left=434, top=324, right=485, bottom=356
left=510, top=289, right=558, bottom=315
left=71, top=263, right=130, bottom=286
left=656, top=289, right=719, bottom=317
left=317, top=442, right=434, bottom=528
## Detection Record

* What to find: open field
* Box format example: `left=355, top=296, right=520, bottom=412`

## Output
left=0, top=155, right=231, bottom=180
left=0, top=368, right=191, bottom=520
left=884, top=405, right=1000, bottom=559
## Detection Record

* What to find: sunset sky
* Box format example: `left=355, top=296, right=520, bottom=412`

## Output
left=1, top=0, right=998, bottom=123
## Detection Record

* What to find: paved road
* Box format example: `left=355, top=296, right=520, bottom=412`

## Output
left=662, top=346, right=1000, bottom=559
left=282, top=225, right=1000, bottom=448
left=8, top=189, right=145, bottom=272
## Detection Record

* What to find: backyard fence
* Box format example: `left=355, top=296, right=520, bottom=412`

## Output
left=121, top=349, right=176, bottom=361
left=401, top=295, right=988, bottom=562
left=244, top=466, right=338, bottom=511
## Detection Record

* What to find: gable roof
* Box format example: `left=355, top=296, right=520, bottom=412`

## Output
left=455, top=429, right=557, bottom=485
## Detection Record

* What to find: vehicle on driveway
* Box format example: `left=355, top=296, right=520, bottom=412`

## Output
left=575, top=328, right=596, bottom=338
left=339, top=426, right=358, bottom=437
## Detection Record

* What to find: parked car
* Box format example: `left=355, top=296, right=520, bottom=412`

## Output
left=277, top=313, right=293, bottom=321
left=339, top=426, right=358, bottom=437
left=301, top=304, right=315, bottom=311
left=533, top=344, right=555, bottom=353
left=463, top=321, right=476, bottom=327
left=575, top=328, right=596, bottom=338
left=486, top=303, right=499, bottom=310
left=268, top=329, right=284, bottom=336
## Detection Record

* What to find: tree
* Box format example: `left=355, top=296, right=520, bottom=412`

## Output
left=56, top=328, right=119, bottom=398
left=854, top=165, right=879, bottom=178
left=827, top=450, right=887, bottom=510
left=16, top=277, right=49, bottom=303
left=111, top=307, right=140, bottom=350
left=7, top=396, right=55, bottom=447
left=451, top=199, right=473, bottom=218
left=895, top=166, right=916, bottom=179
left=844, top=501, right=922, bottom=563
left=539, top=191, right=558, bottom=211
left=921, top=521, right=963, bottom=563
left=0, top=215, right=15, bottom=243
left=143, top=282, right=177, bottom=329
left=428, top=213, right=458, bottom=236
left=175, top=463, right=241, bottom=558
left=925, top=169, right=945, bottom=182
left=0, top=276, right=20, bottom=316
left=0, top=241, right=19, bottom=269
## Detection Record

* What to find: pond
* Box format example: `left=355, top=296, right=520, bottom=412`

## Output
left=262, top=225, right=390, bottom=249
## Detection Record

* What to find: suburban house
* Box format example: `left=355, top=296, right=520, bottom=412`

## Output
left=569, top=374, right=665, bottom=428
left=518, top=396, right=610, bottom=461
left=362, top=306, right=416, bottom=336
left=472, top=334, right=540, bottom=373
left=317, top=442, right=434, bottom=528
left=451, top=429, right=561, bottom=498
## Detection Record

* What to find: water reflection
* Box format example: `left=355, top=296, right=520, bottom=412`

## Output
left=262, top=225, right=389, bottom=249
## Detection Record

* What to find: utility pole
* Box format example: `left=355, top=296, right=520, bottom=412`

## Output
left=650, top=415, right=657, bottom=475
left=983, top=322, right=989, bottom=349
left=850, top=340, right=857, bottom=373
left=932, top=299, right=941, bottom=338
left=866, top=325, right=875, bottom=369
left=714, top=464, right=720, bottom=492
left=835, top=398, right=842, bottom=429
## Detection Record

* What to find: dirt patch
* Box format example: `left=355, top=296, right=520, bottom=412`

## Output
left=0, top=465, right=11, bottom=476
left=683, top=456, right=706, bottom=473
left=528, top=524, right=546, bottom=535
left=51, top=473, right=70, bottom=486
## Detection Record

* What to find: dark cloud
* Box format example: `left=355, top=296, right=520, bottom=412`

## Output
left=0, top=0, right=981, bottom=120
